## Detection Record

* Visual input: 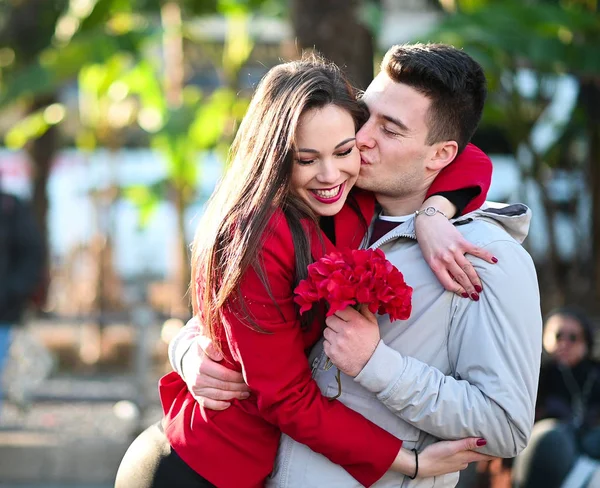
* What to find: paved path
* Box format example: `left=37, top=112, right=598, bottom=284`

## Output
left=0, top=375, right=163, bottom=486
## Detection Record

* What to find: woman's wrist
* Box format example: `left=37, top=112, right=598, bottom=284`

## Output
left=390, top=447, right=417, bottom=476
left=420, top=195, right=457, bottom=220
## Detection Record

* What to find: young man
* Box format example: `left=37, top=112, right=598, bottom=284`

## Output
left=171, top=44, right=542, bottom=486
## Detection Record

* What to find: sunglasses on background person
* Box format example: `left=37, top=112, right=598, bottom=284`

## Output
left=555, top=331, right=581, bottom=344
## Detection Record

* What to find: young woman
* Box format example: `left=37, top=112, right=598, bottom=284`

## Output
left=116, top=56, right=494, bottom=488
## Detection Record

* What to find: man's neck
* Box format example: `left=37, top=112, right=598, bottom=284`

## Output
left=376, top=191, right=427, bottom=217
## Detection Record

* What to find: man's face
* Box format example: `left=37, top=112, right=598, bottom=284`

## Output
left=355, top=71, right=435, bottom=203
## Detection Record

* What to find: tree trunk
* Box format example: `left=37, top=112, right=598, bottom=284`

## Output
left=581, top=79, right=600, bottom=300
left=161, top=1, right=190, bottom=317
left=25, top=93, right=59, bottom=306
left=291, top=0, right=375, bottom=90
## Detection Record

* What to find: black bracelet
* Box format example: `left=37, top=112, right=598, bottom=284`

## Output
left=408, top=448, right=419, bottom=480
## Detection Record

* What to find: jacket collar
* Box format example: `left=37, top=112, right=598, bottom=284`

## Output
left=367, top=202, right=532, bottom=249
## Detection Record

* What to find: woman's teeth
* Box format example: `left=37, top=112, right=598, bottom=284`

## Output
left=313, top=185, right=341, bottom=199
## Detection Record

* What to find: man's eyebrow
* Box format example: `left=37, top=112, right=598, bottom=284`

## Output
left=297, top=137, right=356, bottom=153
left=382, top=114, right=409, bottom=132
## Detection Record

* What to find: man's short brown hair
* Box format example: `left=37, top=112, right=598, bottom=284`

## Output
left=381, top=43, right=487, bottom=152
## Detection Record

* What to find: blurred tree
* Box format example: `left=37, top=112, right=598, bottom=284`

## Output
left=0, top=0, right=68, bottom=304
left=429, top=0, right=600, bottom=306
left=0, top=0, right=380, bottom=315
left=291, top=0, right=376, bottom=89
left=0, top=0, right=256, bottom=316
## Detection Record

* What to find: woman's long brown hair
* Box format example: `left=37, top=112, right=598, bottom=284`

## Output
left=190, top=54, right=367, bottom=352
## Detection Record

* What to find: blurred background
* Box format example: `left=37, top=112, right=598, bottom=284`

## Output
left=0, top=0, right=598, bottom=487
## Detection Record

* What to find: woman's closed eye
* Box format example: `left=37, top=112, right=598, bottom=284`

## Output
left=296, top=158, right=316, bottom=165
left=296, top=146, right=354, bottom=165
left=336, top=146, right=354, bottom=157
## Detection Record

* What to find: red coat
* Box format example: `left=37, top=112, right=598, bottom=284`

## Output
left=159, top=144, right=492, bottom=488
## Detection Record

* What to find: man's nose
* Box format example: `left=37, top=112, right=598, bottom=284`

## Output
left=356, top=120, right=375, bottom=149
left=316, top=160, right=341, bottom=184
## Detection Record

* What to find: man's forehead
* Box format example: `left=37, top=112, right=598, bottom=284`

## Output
left=363, top=74, right=430, bottom=120
left=363, top=72, right=389, bottom=101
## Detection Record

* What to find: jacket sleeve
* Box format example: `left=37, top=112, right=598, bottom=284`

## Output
left=221, top=218, right=402, bottom=487
left=425, top=143, right=493, bottom=215
left=168, top=319, right=201, bottom=375
left=354, top=238, right=542, bottom=458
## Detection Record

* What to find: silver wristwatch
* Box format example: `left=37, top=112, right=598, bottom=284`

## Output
left=414, top=206, right=448, bottom=219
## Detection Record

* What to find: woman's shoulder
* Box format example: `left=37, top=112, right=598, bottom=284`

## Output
left=261, top=208, right=295, bottom=254
left=261, top=208, right=334, bottom=271
left=260, top=208, right=318, bottom=267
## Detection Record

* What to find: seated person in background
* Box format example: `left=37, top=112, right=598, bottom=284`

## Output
left=513, top=307, right=600, bottom=488
left=536, top=306, right=600, bottom=428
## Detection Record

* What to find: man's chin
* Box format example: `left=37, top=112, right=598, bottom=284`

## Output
left=356, top=174, right=374, bottom=191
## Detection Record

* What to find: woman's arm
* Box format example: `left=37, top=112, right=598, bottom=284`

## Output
left=393, top=438, right=493, bottom=478
left=222, top=217, right=494, bottom=484
left=172, top=312, right=492, bottom=480
left=417, top=144, right=496, bottom=298
left=220, top=216, right=402, bottom=486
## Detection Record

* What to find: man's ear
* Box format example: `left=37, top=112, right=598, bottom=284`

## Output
left=426, top=141, right=459, bottom=172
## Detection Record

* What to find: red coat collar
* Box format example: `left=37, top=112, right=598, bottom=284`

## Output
left=302, top=190, right=376, bottom=260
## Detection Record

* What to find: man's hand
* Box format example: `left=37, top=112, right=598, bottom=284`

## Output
left=323, top=305, right=380, bottom=377
left=181, top=336, right=250, bottom=411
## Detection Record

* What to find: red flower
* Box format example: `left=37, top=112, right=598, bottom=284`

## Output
left=293, top=248, right=412, bottom=322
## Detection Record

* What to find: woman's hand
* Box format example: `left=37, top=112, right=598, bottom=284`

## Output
left=415, top=212, right=497, bottom=300
left=392, top=438, right=494, bottom=478
left=417, top=438, right=494, bottom=478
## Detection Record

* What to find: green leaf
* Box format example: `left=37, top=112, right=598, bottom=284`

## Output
left=0, top=23, right=155, bottom=108
left=189, top=88, right=236, bottom=149
left=222, top=13, right=254, bottom=78
left=4, top=110, right=51, bottom=149
left=123, top=181, right=165, bottom=228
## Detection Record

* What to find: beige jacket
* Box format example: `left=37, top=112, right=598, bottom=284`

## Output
left=267, top=203, right=542, bottom=488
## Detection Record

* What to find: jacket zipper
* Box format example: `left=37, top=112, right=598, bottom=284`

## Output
left=371, top=232, right=417, bottom=250
left=311, top=231, right=417, bottom=374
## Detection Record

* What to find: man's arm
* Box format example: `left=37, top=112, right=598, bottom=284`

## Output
left=168, top=317, right=200, bottom=375
left=341, top=239, right=542, bottom=458
left=168, top=317, right=250, bottom=409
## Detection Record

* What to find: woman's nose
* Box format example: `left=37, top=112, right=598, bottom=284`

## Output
left=316, top=160, right=341, bottom=184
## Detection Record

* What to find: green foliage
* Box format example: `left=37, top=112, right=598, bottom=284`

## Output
left=0, top=24, right=154, bottom=108
left=123, top=181, right=165, bottom=228
left=0, top=0, right=262, bottom=230
left=431, top=1, right=600, bottom=77
left=5, top=106, right=64, bottom=149
left=425, top=0, right=599, bottom=156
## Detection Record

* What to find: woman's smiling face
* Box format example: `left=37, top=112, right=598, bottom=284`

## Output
left=290, top=104, right=360, bottom=217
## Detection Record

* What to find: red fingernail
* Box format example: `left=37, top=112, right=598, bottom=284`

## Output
left=492, top=257, right=498, bottom=263
left=471, top=293, right=480, bottom=301
left=476, top=439, right=487, bottom=447
left=461, top=292, right=469, bottom=298
left=475, top=285, right=482, bottom=293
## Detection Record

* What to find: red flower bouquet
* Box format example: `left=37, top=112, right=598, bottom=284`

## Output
left=294, top=248, right=413, bottom=322
left=294, top=248, right=413, bottom=399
